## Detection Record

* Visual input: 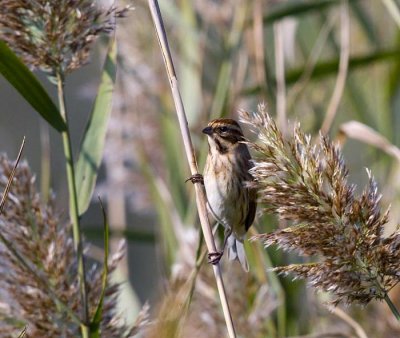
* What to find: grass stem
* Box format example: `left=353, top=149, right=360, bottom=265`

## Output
left=56, top=71, right=89, bottom=336
left=147, top=1, right=236, bottom=336
left=384, top=293, right=400, bottom=322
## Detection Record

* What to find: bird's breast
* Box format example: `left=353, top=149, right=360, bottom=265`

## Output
left=203, top=154, right=247, bottom=232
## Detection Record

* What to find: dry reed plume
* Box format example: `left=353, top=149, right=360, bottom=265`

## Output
left=0, top=0, right=130, bottom=74
left=0, top=155, right=147, bottom=337
left=241, top=104, right=400, bottom=307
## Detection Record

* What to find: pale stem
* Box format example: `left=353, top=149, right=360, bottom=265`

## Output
left=252, top=0, right=267, bottom=93
left=321, top=0, right=350, bottom=134
left=147, top=1, right=236, bottom=337
left=274, top=21, right=287, bottom=135
left=327, top=305, right=368, bottom=338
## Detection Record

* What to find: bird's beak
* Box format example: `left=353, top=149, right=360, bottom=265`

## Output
left=202, top=126, right=213, bottom=135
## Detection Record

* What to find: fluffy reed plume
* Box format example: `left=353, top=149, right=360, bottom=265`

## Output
left=0, top=155, right=147, bottom=337
left=0, top=0, right=130, bottom=73
left=240, top=104, right=400, bottom=306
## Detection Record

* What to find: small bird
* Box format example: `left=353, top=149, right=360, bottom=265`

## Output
left=202, top=118, right=256, bottom=271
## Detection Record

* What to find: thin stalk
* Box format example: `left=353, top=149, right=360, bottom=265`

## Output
left=147, top=1, right=236, bottom=337
left=56, top=72, right=89, bottom=337
left=384, top=293, right=400, bottom=321
left=0, top=137, right=25, bottom=212
left=321, top=0, right=350, bottom=134
left=274, top=21, right=287, bottom=135
left=327, top=305, right=368, bottom=338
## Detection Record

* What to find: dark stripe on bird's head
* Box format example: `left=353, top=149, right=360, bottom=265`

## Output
left=214, top=138, right=228, bottom=154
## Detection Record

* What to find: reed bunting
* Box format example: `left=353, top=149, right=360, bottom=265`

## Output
left=201, top=118, right=256, bottom=271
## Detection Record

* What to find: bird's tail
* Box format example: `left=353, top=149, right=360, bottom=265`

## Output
left=227, top=235, right=249, bottom=272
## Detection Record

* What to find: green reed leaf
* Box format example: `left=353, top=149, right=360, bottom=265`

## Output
left=263, top=0, right=357, bottom=24
left=89, top=198, right=110, bottom=337
left=0, top=41, right=66, bottom=132
left=75, top=36, right=117, bottom=216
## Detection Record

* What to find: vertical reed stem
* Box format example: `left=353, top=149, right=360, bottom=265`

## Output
left=147, top=1, right=236, bottom=337
left=56, top=72, right=89, bottom=337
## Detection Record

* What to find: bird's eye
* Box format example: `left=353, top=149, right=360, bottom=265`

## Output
left=219, top=126, right=228, bottom=132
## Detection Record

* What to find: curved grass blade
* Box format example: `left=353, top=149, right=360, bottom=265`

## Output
left=0, top=41, right=66, bottom=132
left=242, top=48, right=400, bottom=96
left=75, top=36, right=117, bottom=216
left=262, top=0, right=358, bottom=25
left=338, top=120, right=400, bottom=162
left=89, top=197, right=109, bottom=337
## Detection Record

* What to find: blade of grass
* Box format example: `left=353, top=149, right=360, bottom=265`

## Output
left=274, top=21, right=287, bottom=133
left=287, top=13, right=337, bottom=111
left=160, top=112, right=188, bottom=217
left=242, top=48, right=400, bottom=95
left=174, top=0, right=202, bottom=123
left=338, top=120, right=400, bottom=162
left=75, top=35, right=117, bottom=216
left=321, top=14, right=381, bottom=130
left=210, top=1, right=249, bottom=120
left=0, top=41, right=66, bottom=132
left=141, top=161, right=179, bottom=269
left=289, top=48, right=398, bottom=85
left=350, top=1, right=380, bottom=47
left=382, top=0, right=400, bottom=29
left=262, top=0, right=358, bottom=25
left=134, top=113, right=180, bottom=269
left=321, top=0, right=350, bottom=134
left=89, top=197, right=110, bottom=337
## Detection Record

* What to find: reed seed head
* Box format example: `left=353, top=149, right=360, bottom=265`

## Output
left=0, top=0, right=130, bottom=74
left=240, top=104, right=400, bottom=305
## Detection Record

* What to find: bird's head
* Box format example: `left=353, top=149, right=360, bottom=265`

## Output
left=202, top=118, right=244, bottom=154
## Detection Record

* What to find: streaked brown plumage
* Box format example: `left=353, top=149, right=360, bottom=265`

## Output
left=202, top=118, right=256, bottom=271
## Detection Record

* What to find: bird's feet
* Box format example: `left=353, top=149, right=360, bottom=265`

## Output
left=208, top=251, right=223, bottom=265
left=185, top=173, right=204, bottom=184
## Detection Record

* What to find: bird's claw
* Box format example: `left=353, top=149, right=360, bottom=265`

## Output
left=208, top=251, right=223, bottom=265
left=185, top=173, right=204, bottom=184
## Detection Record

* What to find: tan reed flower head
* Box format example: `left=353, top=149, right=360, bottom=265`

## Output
left=0, top=154, right=144, bottom=337
left=0, top=0, right=130, bottom=74
left=240, top=104, right=400, bottom=306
